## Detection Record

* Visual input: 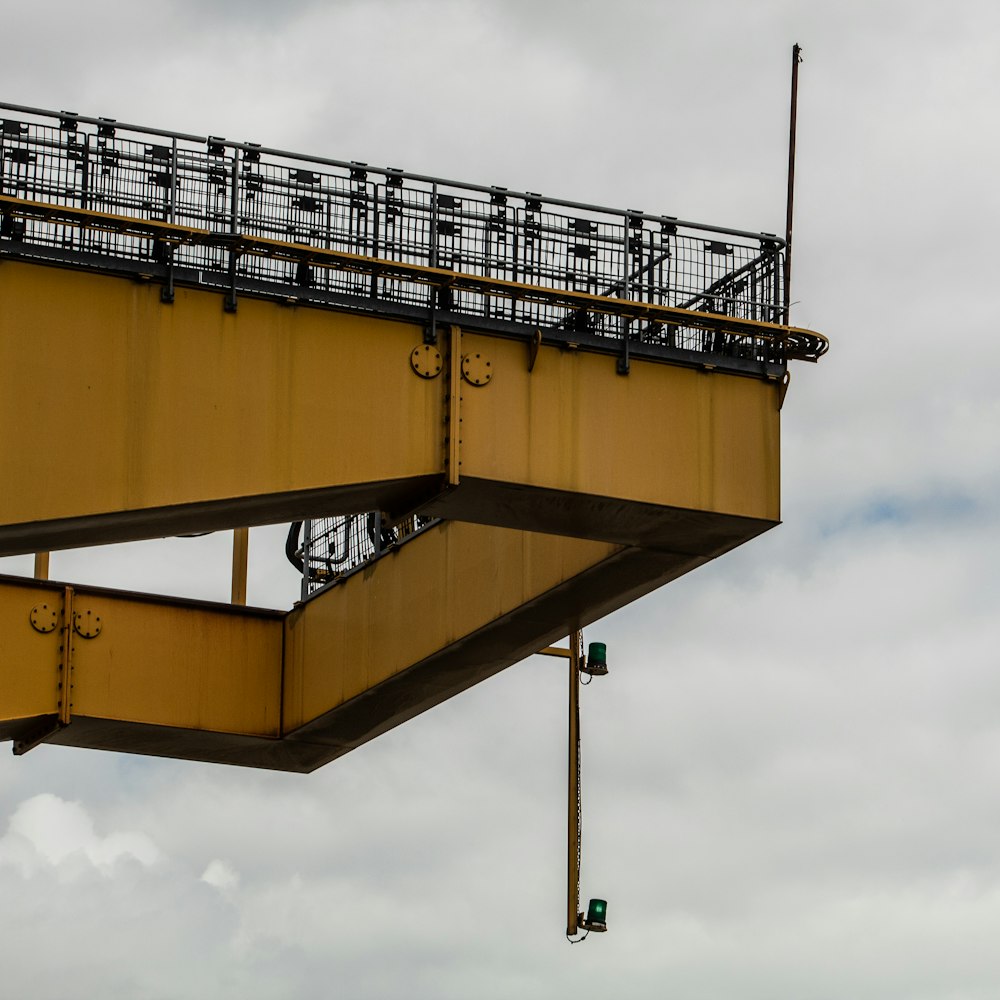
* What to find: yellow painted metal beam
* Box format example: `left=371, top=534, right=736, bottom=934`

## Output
left=0, top=504, right=761, bottom=770
left=0, top=573, right=289, bottom=765
left=426, top=330, right=781, bottom=547
left=0, top=262, right=780, bottom=555
left=283, top=521, right=619, bottom=756
left=0, top=261, right=445, bottom=553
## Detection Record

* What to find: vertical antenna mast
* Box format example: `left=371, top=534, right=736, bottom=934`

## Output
left=783, top=43, right=803, bottom=326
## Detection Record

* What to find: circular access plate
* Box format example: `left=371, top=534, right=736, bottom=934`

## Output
left=410, top=344, right=443, bottom=379
left=29, top=603, right=58, bottom=634
left=74, top=609, right=103, bottom=639
left=461, top=352, right=493, bottom=386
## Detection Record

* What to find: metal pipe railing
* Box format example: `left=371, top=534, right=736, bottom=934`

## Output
left=0, top=100, right=784, bottom=245
left=0, top=102, right=827, bottom=365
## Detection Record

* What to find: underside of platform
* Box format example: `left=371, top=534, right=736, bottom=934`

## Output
left=0, top=512, right=771, bottom=771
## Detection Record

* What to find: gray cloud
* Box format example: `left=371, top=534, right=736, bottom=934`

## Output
left=2, top=1, right=1000, bottom=997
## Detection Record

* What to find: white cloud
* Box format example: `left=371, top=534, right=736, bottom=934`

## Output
left=0, top=793, right=161, bottom=876
left=202, top=857, right=241, bottom=892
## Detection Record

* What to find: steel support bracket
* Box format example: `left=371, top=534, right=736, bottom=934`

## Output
left=527, top=328, right=542, bottom=373
left=617, top=319, right=631, bottom=376
left=13, top=717, right=66, bottom=756
left=15, top=586, right=80, bottom=754
left=57, top=586, right=75, bottom=727
left=778, top=370, right=791, bottom=410
left=446, top=325, right=462, bottom=486
left=224, top=251, right=239, bottom=313
left=160, top=249, right=175, bottom=304
left=15, top=588, right=104, bottom=755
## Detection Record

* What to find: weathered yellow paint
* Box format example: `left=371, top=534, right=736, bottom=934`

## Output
left=0, top=578, right=284, bottom=746
left=455, top=332, right=780, bottom=521
left=0, top=503, right=743, bottom=770
left=69, top=591, right=283, bottom=735
left=0, top=245, right=796, bottom=771
left=0, top=261, right=444, bottom=540
left=282, top=521, right=619, bottom=733
left=0, top=579, right=62, bottom=723
left=0, top=260, right=781, bottom=557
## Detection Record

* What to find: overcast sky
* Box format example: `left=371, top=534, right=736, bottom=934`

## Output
left=2, top=1, right=999, bottom=997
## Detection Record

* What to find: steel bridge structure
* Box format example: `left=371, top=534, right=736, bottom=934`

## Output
left=0, top=102, right=826, bottom=771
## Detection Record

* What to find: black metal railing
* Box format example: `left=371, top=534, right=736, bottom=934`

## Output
left=286, top=513, right=435, bottom=598
left=0, top=102, right=810, bottom=365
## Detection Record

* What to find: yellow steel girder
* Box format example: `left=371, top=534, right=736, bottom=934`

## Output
left=0, top=244, right=793, bottom=770
left=0, top=261, right=780, bottom=555
left=0, top=513, right=758, bottom=771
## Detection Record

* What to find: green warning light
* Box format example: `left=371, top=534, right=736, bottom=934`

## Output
left=586, top=898, right=608, bottom=926
left=583, top=642, right=608, bottom=677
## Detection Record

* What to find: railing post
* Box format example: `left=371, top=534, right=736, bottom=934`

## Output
left=162, top=136, right=177, bottom=304
left=224, top=145, right=240, bottom=313
left=299, top=518, right=312, bottom=602
left=426, top=181, right=439, bottom=344
left=80, top=132, right=90, bottom=213
left=617, top=214, right=631, bottom=375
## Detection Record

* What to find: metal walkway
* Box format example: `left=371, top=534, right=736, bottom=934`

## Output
left=0, top=101, right=826, bottom=372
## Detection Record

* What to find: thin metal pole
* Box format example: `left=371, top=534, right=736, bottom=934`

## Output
left=448, top=324, right=462, bottom=487
left=783, top=43, right=803, bottom=326
left=225, top=146, right=240, bottom=312
left=80, top=133, right=90, bottom=214
left=618, top=215, right=631, bottom=375
left=427, top=182, right=438, bottom=344
left=231, top=528, right=249, bottom=605
left=300, top=519, right=312, bottom=602
left=567, top=629, right=581, bottom=936
left=163, top=136, right=178, bottom=303
left=168, top=137, right=178, bottom=226
left=33, top=552, right=50, bottom=580
left=58, top=586, right=74, bottom=727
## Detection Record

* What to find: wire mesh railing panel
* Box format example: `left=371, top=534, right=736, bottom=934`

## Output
left=291, top=512, right=435, bottom=596
left=1, top=121, right=88, bottom=253
left=0, top=105, right=792, bottom=367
